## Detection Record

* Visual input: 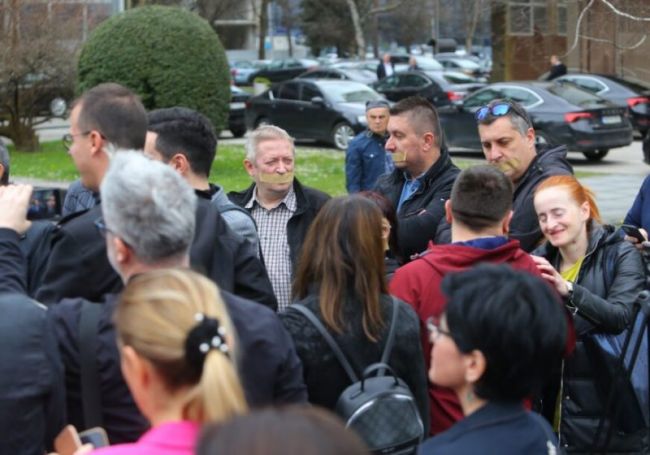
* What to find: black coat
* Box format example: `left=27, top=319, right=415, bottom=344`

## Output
left=534, top=223, right=648, bottom=453
left=374, top=148, right=460, bottom=259
left=0, top=289, right=65, bottom=455
left=47, top=289, right=307, bottom=444
left=34, top=196, right=277, bottom=310
left=228, top=178, right=330, bottom=270
left=546, top=63, right=568, bottom=81
left=279, top=293, right=430, bottom=433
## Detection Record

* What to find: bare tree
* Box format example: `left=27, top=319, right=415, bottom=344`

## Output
left=0, top=0, right=79, bottom=151
left=344, top=0, right=404, bottom=59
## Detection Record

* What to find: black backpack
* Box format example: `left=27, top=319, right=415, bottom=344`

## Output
left=289, top=299, right=424, bottom=454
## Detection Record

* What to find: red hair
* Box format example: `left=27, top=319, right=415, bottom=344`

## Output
left=535, top=175, right=602, bottom=224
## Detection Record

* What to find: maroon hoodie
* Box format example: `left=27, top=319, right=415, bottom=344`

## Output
left=390, top=239, right=541, bottom=436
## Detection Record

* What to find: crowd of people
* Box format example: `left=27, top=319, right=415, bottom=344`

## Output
left=0, top=81, right=649, bottom=455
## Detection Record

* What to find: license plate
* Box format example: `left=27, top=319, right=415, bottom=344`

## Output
left=230, top=102, right=245, bottom=110
left=602, top=115, right=621, bottom=124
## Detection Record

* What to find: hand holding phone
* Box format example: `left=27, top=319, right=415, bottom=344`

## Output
left=54, top=425, right=82, bottom=455
left=622, top=224, right=647, bottom=243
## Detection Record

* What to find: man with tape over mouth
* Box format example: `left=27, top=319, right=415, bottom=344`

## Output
left=374, top=96, right=460, bottom=261
left=229, top=125, right=330, bottom=311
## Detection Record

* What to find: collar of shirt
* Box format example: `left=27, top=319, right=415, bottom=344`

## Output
left=453, top=236, right=509, bottom=250
left=397, top=171, right=426, bottom=212
left=245, top=184, right=297, bottom=213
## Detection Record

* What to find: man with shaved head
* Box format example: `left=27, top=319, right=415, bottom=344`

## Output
left=374, top=96, right=460, bottom=260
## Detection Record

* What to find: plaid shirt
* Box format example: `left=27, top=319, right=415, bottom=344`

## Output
left=246, top=186, right=297, bottom=311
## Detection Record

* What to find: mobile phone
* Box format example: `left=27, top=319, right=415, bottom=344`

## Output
left=79, top=427, right=109, bottom=448
left=27, top=187, right=63, bottom=221
left=54, top=425, right=82, bottom=455
left=622, top=224, right=646, bottom=242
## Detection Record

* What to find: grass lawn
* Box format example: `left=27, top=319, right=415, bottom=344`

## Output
left=9, top=140, right=596, bottom=195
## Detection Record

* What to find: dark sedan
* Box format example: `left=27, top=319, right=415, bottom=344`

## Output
left=297, top=67, right=377, bottom=85
left=371, top=70, right=485, bottom=107
left=245, top=79, right=384, bottom=150
left=438, top=81, right=633, bottom=161
left=228, top=85, right=250, bottom=138
left=554, top=74, right=650, bottom=137
left=248, top=58, right=319, bottom=84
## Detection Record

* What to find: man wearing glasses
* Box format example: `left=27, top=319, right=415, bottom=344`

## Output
left=34, top=83, right=148, bottom=303
left=436, top=99, right=573, bottom=252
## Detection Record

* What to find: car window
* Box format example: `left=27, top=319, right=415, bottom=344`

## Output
left=547, top=84, right=610, bottom=108
left=324, top=84, right=382, bottom=103
left=375, top=75, right=399, bottom=90
left=415, top=57, right=443, bottom=71
left=268, top=60, right=283, bottom=69
left=499, top=87, right=541, bottom=108
left=397, top=74, right=429, bottom=88
left=443, top=72, right=476, bottom=84
left=562, top=76, right=607, bottom=94
left=440, top=61, right=457, bottom=69
left=301, top=84, right=323, bottom=101
left=285, top=60, right=302, bottom=68
left=278, top=82, right=300, bottom=100
left=463, top=88, right=504, bottom=108
left=303, top=71, right=323, bottom=79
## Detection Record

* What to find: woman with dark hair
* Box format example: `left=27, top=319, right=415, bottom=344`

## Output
left=419, top=264, right=567, bottom=454
left=279, top=195, right=429, bottom=429
left=359, top=190, right=402, bottom=277
left=532, top=175, right=647, bottom=453
left=196, top=406, right=369, bottom=455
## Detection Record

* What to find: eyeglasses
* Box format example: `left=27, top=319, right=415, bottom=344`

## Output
left=62, top=131, right=91, bottom=151
left=426, top=317, right=451, bottom=341
left=475, top=101, right=531, bottom=127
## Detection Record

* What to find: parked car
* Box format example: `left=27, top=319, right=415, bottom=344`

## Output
left=371, top=70, right=485, bottom=107
left=329, top=59, right=380, bottom=73
left=554, top=73, right=650, bottom=137
left=297, top=67, right=377, bottom=85
left=437, top=81, right=633, bottom=161
left=230, top=60, right=269, bottom=86
left=434, top=54, right=488, bottom=79
left=396, top=56, right=444, bottom=72
left=228, top=85, right=250, bottom=138
left=245, top=79, right=384, bottom=150
left=247, top=58, right=319, bottom=84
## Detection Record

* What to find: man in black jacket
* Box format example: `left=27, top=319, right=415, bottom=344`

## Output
left=229, top=125, right=330, bottom=311
left=0, top=153, right=307, bottom=444
left=374, top=96, right=460, bottom=260
left=144, top=107, right=276, bottom=309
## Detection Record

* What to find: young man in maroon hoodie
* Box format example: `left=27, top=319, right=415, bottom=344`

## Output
left=390, top=164, right=543, bottom=436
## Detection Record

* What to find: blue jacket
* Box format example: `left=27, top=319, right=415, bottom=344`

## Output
left=625, top=175, right=650, bottom=233
left=345, top=130, right=390, bottom=193
left=418, top=402, right=558, bottom=455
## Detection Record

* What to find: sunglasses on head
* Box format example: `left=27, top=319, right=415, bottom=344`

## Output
left=475, top=102, right=516, bottom=122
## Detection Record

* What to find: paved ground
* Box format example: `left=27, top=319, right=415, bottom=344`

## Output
left=20, top=120, right=650, bottom=224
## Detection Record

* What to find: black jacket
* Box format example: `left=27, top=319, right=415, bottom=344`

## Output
left=546, top=63, right=568, bottom=81
left=228, top=178, right=330, bottom=269
left=0, top=288, right=65, bottom=455
left=374, top=148, right=460, bottom=259
left=34, top=197, right=277, bottom=310
left=280, top=293, right=430, bottom=433
left=534, top=223, right=648, bottom=453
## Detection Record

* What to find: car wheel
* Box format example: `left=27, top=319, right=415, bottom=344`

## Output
left=230, top=126, right=247, bottom=138
left=49, top=97, right=67, bottom=117
left=255, top=117, right=271, bottom=128
left=583, top=149, right=609, bottom=161
left=331, top=122, right=354, bottom=150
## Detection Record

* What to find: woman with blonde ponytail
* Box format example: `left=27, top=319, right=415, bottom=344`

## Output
left=90, top=268, right=247, bottom=455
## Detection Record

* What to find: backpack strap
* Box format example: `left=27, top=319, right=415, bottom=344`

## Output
left=79, top=301, right=104, bottom=429
left=380, top=297, right=399, bottom=364
left=288, top=304, right=359, bottom=383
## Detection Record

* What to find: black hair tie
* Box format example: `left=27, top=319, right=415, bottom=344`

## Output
left=184, top=313, right=230, bottom=374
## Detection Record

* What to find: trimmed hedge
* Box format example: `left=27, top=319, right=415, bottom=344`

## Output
left=77, top=6, right=230, bottom=131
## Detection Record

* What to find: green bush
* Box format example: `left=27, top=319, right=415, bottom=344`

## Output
left=77, top=6, right=230, bottom=131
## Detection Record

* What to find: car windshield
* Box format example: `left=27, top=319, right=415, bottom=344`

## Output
left=325, top=84, right=382, bottom=103
left=548, top=83, right=610, bottom=108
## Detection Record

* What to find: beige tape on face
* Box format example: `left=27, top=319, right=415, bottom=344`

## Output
left=493, top=158, right=521, bottom=175
left=391, top=151, right=407, bottom=164
left=259, top=171, right=294, bottom=184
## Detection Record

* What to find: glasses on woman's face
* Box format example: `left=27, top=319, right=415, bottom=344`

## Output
left=426, top=316, right=451, bottom=341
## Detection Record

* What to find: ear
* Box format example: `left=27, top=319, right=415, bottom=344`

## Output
left=445, top=199, right=453, bottom=224
left=89, top=130, right=105, bottom=156
left=525, top=127, right=536, bottom=149
left=422, top=131, right=435, bottom=150
left=464, top=349, right=487, bottom=385
left=112, top=236, right=132, bottom=266
left=243, top=158, right=256, bottom=178
left=169, top=153, right=189, bottom=174
left=120, top=345, right=151, bottom=390
left=502, top=210, right=514, bottom=235
left=580, top=200, right=590, bottom=222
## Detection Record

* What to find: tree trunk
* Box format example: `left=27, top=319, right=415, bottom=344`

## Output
left=0, top=118, right=40, bottom=152
left=345, top=0, right=366, bottom=60
left=258, top=0, right=269, bottom=60
left=465, top=0, right=482, bottom=53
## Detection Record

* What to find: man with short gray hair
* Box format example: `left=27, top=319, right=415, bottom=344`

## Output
left=229, top=125, right=330, bottom=311
left=0, top=151, right=307, bottom=443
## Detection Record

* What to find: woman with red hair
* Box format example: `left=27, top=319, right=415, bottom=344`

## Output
left=532, top=175, right=647, bottom=453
